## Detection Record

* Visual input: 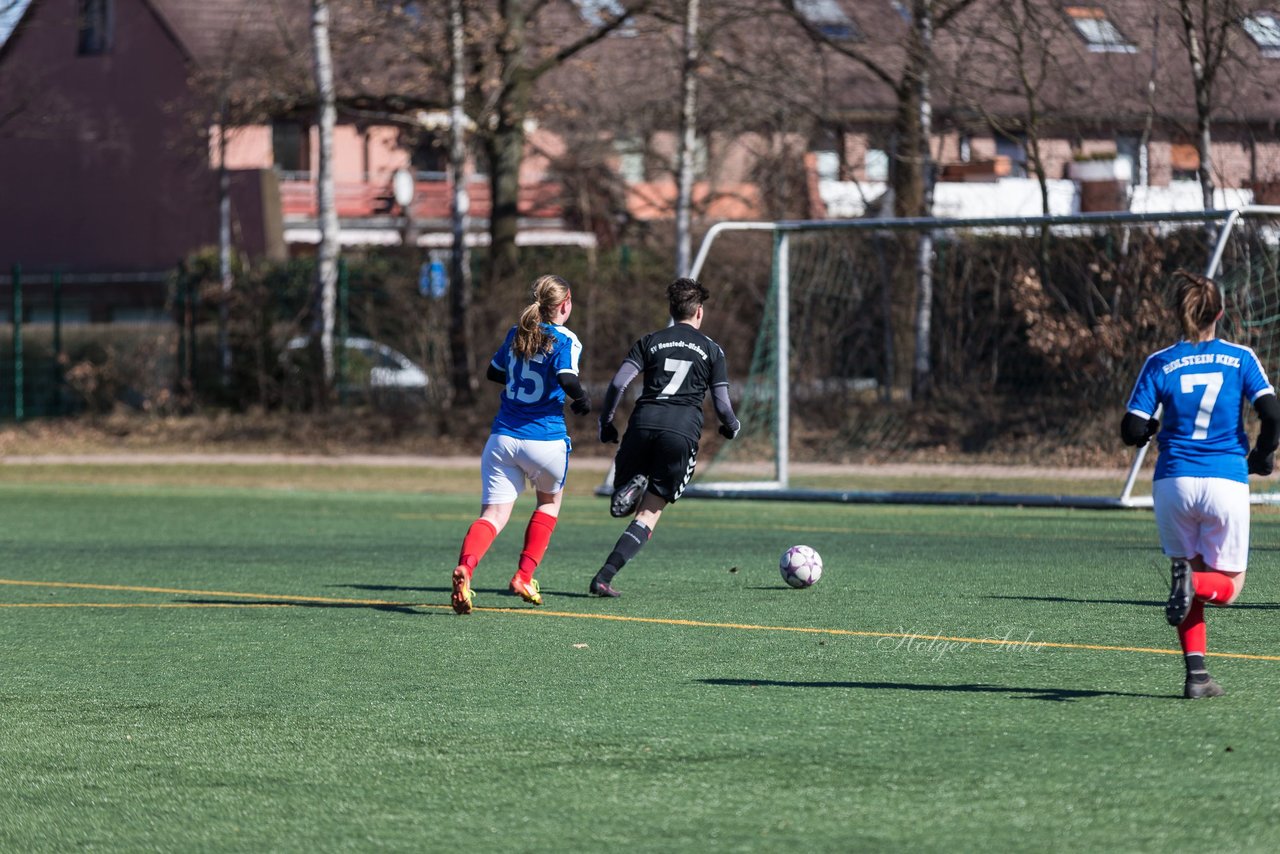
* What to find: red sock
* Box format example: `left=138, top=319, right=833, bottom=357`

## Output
left=457, top=519, right=498, bottom=576
left=1178, top=599, right=1207, bottom=656
left=1193, top=570, right=1235, bottom=605
left=516, top=511, right=557, bottom=584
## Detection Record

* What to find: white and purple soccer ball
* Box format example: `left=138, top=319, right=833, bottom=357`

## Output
left=779, top=545, right=823, bottom=588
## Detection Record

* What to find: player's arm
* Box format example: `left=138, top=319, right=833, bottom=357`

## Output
left=486, top=362, right=506, bottom=385
left=558, top=372, right=591, bottom=415
left=1248, top=393, right=1280, bottom=475
left=712, top=385, right=741, bottom=440
left=708, top=344, right=739, bottom=439
left=1120, top=411, right=1159, bottom=447
left=598, top=360, right=641, bottom=443
left=1121, top=357, right=1161, bottom=447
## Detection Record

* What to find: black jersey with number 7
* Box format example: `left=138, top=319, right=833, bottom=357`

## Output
left=622, top=323, right=730, bottom=441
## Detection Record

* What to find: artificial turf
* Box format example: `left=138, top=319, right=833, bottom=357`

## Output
left=2, top=470, right=1279, bottom=851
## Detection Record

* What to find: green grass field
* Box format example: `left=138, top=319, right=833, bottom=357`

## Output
left=2, top=464, right=1280, bottom=852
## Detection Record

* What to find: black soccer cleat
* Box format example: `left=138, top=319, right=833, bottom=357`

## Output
left=610, top=474, right=649, bottom=518
left=1184, top=676, right=1225, bottom=699
left=589, top=573, right=621, bottom=598
left=1165, top=558, right=1194, bottom=626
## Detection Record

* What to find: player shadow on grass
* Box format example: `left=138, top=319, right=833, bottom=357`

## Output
left=177, top=598, right=425, bottom=615
left=336, top=583, right=594, bottom=600
left=985, top=594, right=1280, bottom=610
left=700, top=678, right=1166, bottom=702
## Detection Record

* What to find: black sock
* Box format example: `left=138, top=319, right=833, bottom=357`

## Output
left=597, top=521, right=652, bottom=582
left=1185, top=653, right=1210, bottom=683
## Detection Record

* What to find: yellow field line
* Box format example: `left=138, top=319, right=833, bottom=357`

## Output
left=0, top=579, right=413, bottom=607
left=0, top=602, right=292, bottom=608
left=3, top=578, right=1278, bottom=662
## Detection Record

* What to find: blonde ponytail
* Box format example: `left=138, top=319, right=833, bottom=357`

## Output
left=513, top=275, right=571, bottom=359
left=1173, top=270, right=1223, bottom=340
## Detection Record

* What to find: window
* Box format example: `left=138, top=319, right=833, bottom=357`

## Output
left=1065, top=6, right=1136, bottom=53
left=271, top=121, right=311, bottom=175
left=995, top=133, right=1027, bottom=178
left=1243, top=12, right=1280, bottom=58
left=865, top=149, right=889, bottom=182
left=573, top=0, right=637, bottom=36
left=1171, top=143, right=1200, bottom=182
left=614, top=138, right=646, bottom=184
left=410, top=133, right=447, bottom=178
left=77, top=0, right=113, bottom=56
left=796, top=0, right=858, bottom=40
left=1116, top=134, right=1146, bottom=186
left=812, top=150, right=840, bottom=181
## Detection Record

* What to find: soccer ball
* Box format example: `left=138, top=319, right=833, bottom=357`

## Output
left=779, top=545, right=823, bottom=588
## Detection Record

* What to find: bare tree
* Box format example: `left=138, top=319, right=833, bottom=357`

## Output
left=448, top=0, right=474, bottom=404
left=478, top=0, right=651, bottom=285
left=781, top=0, right=978, bottom=221
left=311, top=0, right=340, bottom=399
left=946, top=0, right=1092, bottom=316
left=674, top=0, right=699, bottom=277
left=1169, top=0, right=1259, bottom=210
left=780, top=0, right=979, bottom=399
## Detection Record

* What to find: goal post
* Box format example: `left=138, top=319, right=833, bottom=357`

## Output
left=671, top=206, right=1280, bottom=508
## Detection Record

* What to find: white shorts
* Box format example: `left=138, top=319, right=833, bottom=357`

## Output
left=480, top=434, right=570, bottom=505
left=1152, top=477, right=1250, bottom=573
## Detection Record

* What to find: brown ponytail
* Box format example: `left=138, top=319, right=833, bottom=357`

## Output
left=1173, top=270, right=1223, bottom=340
left=513, top=275, right=571, bottom=360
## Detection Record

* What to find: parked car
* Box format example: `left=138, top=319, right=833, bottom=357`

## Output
left=282, top=336, right=429, bottom=400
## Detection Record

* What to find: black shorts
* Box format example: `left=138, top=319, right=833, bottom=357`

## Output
left=613, top=427, right=698, bottom=504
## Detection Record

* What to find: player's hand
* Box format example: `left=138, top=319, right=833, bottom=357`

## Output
left=599, top=419, right=619, bottom=444
left=1142, top=417, right=1160, bottom=445
left=718, top=420, right=741, bottom=440
left=570, top=396, right=591, bottom=416
left=1248, top=446, right=1275, bottom=476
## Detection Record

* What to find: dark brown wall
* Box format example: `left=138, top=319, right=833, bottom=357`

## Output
left=0, top=0, right=217, bottom=274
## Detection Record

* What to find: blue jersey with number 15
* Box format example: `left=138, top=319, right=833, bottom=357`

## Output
left=489, top=323, right=583, bottom=441
left=1126, top=338, right=1274, bottom=483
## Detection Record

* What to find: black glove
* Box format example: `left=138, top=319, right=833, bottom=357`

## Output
left=1248, top=446, right=1275, bottom=476
left=1140, top=417, right=1160, bottom=448
left=718, top=420, right=741, bottom=440
left=570, top=396, right=591, bottom=416
left=599, top=419, right=619, bottom=444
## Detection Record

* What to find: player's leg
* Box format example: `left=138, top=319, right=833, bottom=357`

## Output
left=1157, top=477, right=1248, bottom=697
left=591, top=491, right=666, bottom=597
left=1153, top=478, right=1213, bottom=694
left=1178, top=479, right=1250, bottom=698
left=508, top=489, right=561, bottom=605
left=508, top=439, right=571, bottom=605
left=452, top=435, right=521, bottom=614
left=591, top=432, right=694, bottom=597
left=609, top=430, right=649, bottom=518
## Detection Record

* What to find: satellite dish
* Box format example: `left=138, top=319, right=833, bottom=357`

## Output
left=392, top=168, right=415, bottom=208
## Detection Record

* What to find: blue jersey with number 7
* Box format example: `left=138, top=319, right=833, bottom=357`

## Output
left=1126, top=338, right=1274, bottom=483
left=489, top=323, right=583, bottom=441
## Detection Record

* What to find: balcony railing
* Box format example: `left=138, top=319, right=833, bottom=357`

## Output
left=277, top=176, right=562, bottom=221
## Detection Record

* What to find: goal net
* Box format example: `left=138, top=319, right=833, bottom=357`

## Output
left=671, top=207, right=1280, bottom=508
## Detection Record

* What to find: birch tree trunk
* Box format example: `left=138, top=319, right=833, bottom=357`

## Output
left=311, top=0, right=339, bottom=399
left=674, top=0, right=700, bottom=278
left=1177, top=0, right=1216, bottom=211
left=910, top=0, right=935, bottom=401
left=448, top=0, right=474, bottom=403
